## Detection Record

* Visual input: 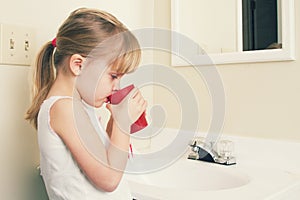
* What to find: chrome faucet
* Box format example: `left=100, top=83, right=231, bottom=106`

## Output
left=188, top=139, right=236, bottom=165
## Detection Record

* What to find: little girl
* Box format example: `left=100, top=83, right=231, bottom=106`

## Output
left=25, top=8, right=147, bottom=199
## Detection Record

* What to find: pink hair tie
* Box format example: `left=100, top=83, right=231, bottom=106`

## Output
left=51, top=38, right=57, bottom=47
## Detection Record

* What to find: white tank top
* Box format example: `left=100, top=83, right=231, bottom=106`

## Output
left=37, top=96, right=132, bottom=200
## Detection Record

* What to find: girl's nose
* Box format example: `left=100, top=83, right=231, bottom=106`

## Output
left=112, top=79, right=120, bottom=91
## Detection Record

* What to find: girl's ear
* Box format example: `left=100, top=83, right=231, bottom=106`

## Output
left=69, top=54, right=85, bottom=76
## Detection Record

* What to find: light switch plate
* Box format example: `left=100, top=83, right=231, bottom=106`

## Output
left=0, top=24, right=35, bottom=66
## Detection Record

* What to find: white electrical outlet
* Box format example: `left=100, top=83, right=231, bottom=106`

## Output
left=0, top=24, right=35, bottom=66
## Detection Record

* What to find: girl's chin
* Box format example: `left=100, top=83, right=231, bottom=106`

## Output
left=94, top=102, right=104, bottom=108
left=94, top=98, right=108, bottom=108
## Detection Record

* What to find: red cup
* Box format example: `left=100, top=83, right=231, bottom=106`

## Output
left=108, top=84, right=148, bottom=133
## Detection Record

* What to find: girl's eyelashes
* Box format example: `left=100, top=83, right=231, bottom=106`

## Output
left=111, top=74, right=118, bottom=79
left=110, top=72, right=124, bottom=80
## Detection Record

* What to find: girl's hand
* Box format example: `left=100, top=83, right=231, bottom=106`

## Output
left=128, top=88, right=147, bottom=122
left=106, top=88, right=147, bottom=133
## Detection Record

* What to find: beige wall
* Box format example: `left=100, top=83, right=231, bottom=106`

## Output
left=0, top=0, right=154, bottom=199
left=0, top=0, right=299, bottom=197
left=153, top=0, right=300, bottom=141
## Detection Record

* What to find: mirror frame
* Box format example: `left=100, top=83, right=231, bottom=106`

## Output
left=171, top=0, right=295, bottom=66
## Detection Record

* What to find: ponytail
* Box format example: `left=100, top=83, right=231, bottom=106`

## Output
left=25, top=41, right=56, bottom=129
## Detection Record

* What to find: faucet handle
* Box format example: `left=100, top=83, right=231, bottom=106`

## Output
left=188, top=140, right=199, bottom=160
left=189, top=137, right=205, bottom=146
left=189, top=140, right=200, bottom=153
left=216, top=140, right=234, bottom=159
left=188, top=140, right=197, bottom=147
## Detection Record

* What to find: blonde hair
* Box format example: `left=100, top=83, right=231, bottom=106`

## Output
left=25, top=8, right=141, bottom=129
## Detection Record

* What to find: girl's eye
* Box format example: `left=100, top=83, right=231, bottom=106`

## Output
left=111, top=74, right=118, bottom=79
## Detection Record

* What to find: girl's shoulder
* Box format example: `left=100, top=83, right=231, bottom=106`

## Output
left=44, top=95, right=73, bottom=103
left=46, top=96, right=75, bottom=135
left=39, top=96, right=73, bottom=121
left=41, top=95, right=73, bottom=113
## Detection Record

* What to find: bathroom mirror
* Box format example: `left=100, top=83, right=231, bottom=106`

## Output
left=171, top=0, right=295, bottom=66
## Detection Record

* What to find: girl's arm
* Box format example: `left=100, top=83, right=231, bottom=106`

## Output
left=50, top=89, right=146, bottom=192
left=106, top=115, right=113, bottom=138
left=50, top=98, right=124, bottom=192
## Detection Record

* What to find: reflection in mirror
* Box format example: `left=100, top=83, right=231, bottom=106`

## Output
left=173, top=0, right=237, bottom=54
left=171, top=0, right=295, bottom=65
left=242, top=0, right=282, bottom=51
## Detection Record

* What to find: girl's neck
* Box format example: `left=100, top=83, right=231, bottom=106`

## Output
left=47, top=72, right=75, bottom=98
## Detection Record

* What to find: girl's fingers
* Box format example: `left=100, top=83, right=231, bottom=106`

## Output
left=131, top=91, right=146, bottom=109
left=131, top=90, right=144, bottom=104
left=142, top=100, right=148, bottom=111
left=131, top=88, right=140, bottom=99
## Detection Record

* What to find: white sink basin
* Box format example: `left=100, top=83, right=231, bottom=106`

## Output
left=125, top=130, right=300, bottom=200
left=126, top=158, right=250, bottom=191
